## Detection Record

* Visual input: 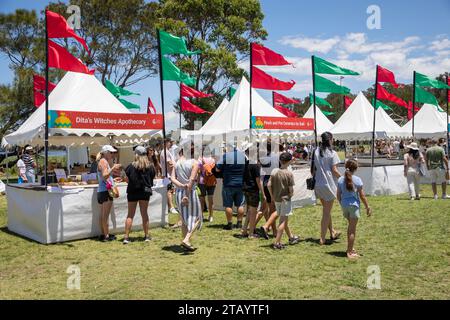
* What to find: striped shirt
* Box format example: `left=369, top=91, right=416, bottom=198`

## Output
left=22, top=154, right=35, bottom=171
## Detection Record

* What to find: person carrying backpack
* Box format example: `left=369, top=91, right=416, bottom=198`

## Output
left=198, top=149, right=217, bottom=222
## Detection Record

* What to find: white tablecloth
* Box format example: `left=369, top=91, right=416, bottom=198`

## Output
left=6, top=183, right=168, bottom=244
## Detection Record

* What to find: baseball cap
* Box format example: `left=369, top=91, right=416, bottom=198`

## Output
left=100, top=145, right=117, bottom=154
left=134, top=146, right=147, bottom=156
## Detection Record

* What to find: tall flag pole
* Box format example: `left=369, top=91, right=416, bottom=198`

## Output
left=311, top=55, right=318, bottom=147
left=371, top=65, right=379, bottom=167
left=179, top=84, right=182, bottom=130
left=447, top=75, right=449, bottom=156
left=272, top=91, right=275, bottom=108
left=156, top=29, right=168, bottom=178
left=249, top=42, right=253, bottom=137
left=412, top=71, right=416, bottom=138
left=44, top=9, right=49, bottom=186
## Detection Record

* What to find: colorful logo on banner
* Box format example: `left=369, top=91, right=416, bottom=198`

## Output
left=48, top=110, right=164, bottom=130
left=251, top=116, right=314, bottom=130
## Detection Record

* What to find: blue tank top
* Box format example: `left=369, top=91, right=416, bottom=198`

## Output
left=97, top=160, right=113, bottom=192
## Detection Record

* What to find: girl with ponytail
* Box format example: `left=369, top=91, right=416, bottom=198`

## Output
left=337, top=159, right=372, bottom=259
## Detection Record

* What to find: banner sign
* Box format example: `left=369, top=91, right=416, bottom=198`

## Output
left=48, top=110, right=164, bottom=130
left=251, top=116, right=314, bottom=130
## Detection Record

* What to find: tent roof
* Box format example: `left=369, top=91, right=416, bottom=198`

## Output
left=2, top=71, right=161, bottom=147
left=401, top=104, right=448, bottom=138
left=197, top=77, right=289, bottom=136
left=330, top=92, right=403, bottom=140
left=303, top=105, right=334, bottom=135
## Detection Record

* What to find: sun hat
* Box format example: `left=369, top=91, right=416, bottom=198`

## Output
left=134, top=146, right=147, bottom=156
left=100, top=145, right=117, bottom=154
left=405, top=142, right=419, bottom=150
left=25, top=146, right=33, bottom=151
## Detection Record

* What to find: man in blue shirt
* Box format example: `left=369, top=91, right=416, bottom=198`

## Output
left=216, top=145, right=246, bottom=230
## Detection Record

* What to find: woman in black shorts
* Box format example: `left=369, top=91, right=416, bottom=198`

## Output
left=123, top=146, right=156, bottom=244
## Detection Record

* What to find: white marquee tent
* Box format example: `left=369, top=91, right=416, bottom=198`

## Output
left=330, top=92, right=404, bottom=140
left=303, top=105, right=334, bottom=135
left=401, top=104, right=449, bottom=138
left=2, top=71, right=162, bottom=147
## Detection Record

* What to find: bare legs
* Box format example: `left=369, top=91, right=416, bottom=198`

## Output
left=124, top=200, right=150, bottom=240
left=275, top=216, right=293, bottom=244
left=207, top=195, right=214, bottom=220
left=319, top=198, right=337, bottom=245
left=346, top=218, right=358, bottom=258
left=100, top=200, right=113, bottom=237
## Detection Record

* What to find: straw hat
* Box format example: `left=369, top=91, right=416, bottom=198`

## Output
left=405, top=142, right=419, bottom=150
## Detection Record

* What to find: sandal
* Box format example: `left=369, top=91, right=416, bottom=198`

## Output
left=272, top=243, right=285, bottom=250
left=289, top=235, right=300, bottom=245
left=181, top=241, right=196, bottom=252
left=347, top=250, right=360, bottom=259
left=259, top=226, right=269, bottom=240
left=331, top=231, right=342, bottom=240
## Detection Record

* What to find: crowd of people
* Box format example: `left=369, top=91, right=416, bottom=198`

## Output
left=15, top=133, right=449, bottom=259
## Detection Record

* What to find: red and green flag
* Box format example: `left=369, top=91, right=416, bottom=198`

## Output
left=181, top=98, right=211, bottom=114
left=33, top=75, right=56, bottom=92
left=118, top=98, right=140, bottom=110
left=48, top=40, right=94, bottom=74
left=147, top=98, right=157, bottom=114
left=322, top=110, right=335, bottom=116
left=313, top=56, right=359, bottom=75
left=377, top=65, right=399, bottom=88
left=344, top=96, right=353, bottom=109
left=180, top=83, right=213, bottom=98
left=372, top=98, right=393, bottom=111
left=315, top=74, right=350, bottom=94
left=274, top=105, right=298, bottom=118
left=376, top=83, right=408, bottom=108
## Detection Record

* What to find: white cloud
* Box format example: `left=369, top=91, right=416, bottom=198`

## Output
left=165, top=111, right=178, bottom=121
left=279, top=35, right=339, bottom=53
left=430, top=38, right=450, bottom=51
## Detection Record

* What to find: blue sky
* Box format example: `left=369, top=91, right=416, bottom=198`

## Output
left=0, top=0, right=449, bottom=130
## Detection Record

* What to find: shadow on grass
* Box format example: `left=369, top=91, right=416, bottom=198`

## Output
left=303, top=237, right=339, bottom=246
left=326, top=251, right=348, bottom=258
left=0, top=226, right=79, bottom=247
left=161, top=244, right=195, bottom=255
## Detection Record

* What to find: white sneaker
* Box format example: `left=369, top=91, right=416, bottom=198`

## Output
left=442, top=194, right=450, bottom=199
left=123, top=238, right=130, bottom=244
left=434, top=194, right=439, bottom=200
left=170, top=207, right=179, bottom=214
left=208, top=216, right=214, bottom=223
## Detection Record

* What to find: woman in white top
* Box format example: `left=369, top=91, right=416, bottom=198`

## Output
left=312, top=132, right=342, bottom=245
left=403, top=142, right=425, bottom=200
left=171, top=147, right=202, bottom=251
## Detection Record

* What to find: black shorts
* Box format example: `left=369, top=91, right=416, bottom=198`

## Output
left=198, top=184, right=216, bottom=196
left=263, top=185, right=272, bottom=203
left=97, top=191, right=113, bottom=204
left=127, top=192, right=151, bottom=202
left=245, top=191, right=260, bottom=208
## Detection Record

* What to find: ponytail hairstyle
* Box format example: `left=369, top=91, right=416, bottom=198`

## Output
left=344, top=159, right=358, bottom=191
left=319, top=131, right=333, bottom=157
left=95, top=152, right=102, bottom=162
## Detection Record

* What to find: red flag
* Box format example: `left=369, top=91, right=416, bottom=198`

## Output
left=180, top=83, right=213, bottom=99
left=273, top=92, right=300, bottom=106
left=46, top=10, right=90, bottom=54
left=181, top=98, right=211, bottom=114
left=34, top=90, right=46, bottom=107
left=406, top=101, right=420, bottom=120
left=252, top=43, right=292, bottom=66
left=377, top=65, right=398, bottom=88
left=48, top=40, right=94, bottom=74
left=275, top=105, right=298, bottom=118
left=344, top=96, right=353, bottom=109
left=251, top=66, right=295, bottom=90
left=376, top=83, right=408, bottom=108
left=33, top=75, right=56, bottom=92
left=147, top=98, right=157, bottom=114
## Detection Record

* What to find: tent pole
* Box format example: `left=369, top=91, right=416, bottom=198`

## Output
left=412, top=71, right=416, bottom=138
left=156, top=29, right=168, bottom=178
left=44, top=8, right=49, bottom=187
left=311, top=55, right=318, bottom=147
left=446, top=75, right=449, bottom=156
left=371, top=65, right=379, bottom=167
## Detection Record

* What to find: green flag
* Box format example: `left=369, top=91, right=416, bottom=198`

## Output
left=118, top=98, right=140, bottom=109
left=414, top=85, right=439, bottom=106
left=322, top=110, right=335, bottom=116
left=315, top=74, right=350, bottom=94
left=105, top=79, right=140, bottom=97
left=314, top=56, right=359, bottom=75
left=372, top=99, right=393, bottom=111
left=309, top=93, right=333, bottom=108
left=159, top=30, right=200, bottom=55
left=229, top=87, right=236, bottom=99
left=162, top=56, right=196, bottom=86
left=416, top=72, right=450, bottom=89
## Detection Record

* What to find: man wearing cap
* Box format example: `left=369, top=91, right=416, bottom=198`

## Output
left=97, top=145, right=122, bottom=241
left=22, top=146, right=36, bottom=183
left=426, top=139, right=449, bottom=200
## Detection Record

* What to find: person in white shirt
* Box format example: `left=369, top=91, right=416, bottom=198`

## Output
left=17, top=155, right=27, bottom=184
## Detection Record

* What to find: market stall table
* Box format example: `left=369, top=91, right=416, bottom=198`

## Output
left=6, top=180, right=168, bottom=244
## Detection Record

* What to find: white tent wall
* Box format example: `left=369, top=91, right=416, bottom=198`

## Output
left=401, top=104, right=448, bottom=138
left=2, top=71, right=162, bottom=148
left=303, top=105, right=334, bottom=135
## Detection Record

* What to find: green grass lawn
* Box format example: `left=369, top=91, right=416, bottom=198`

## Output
left=0, top=185, right=449, bottom=299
